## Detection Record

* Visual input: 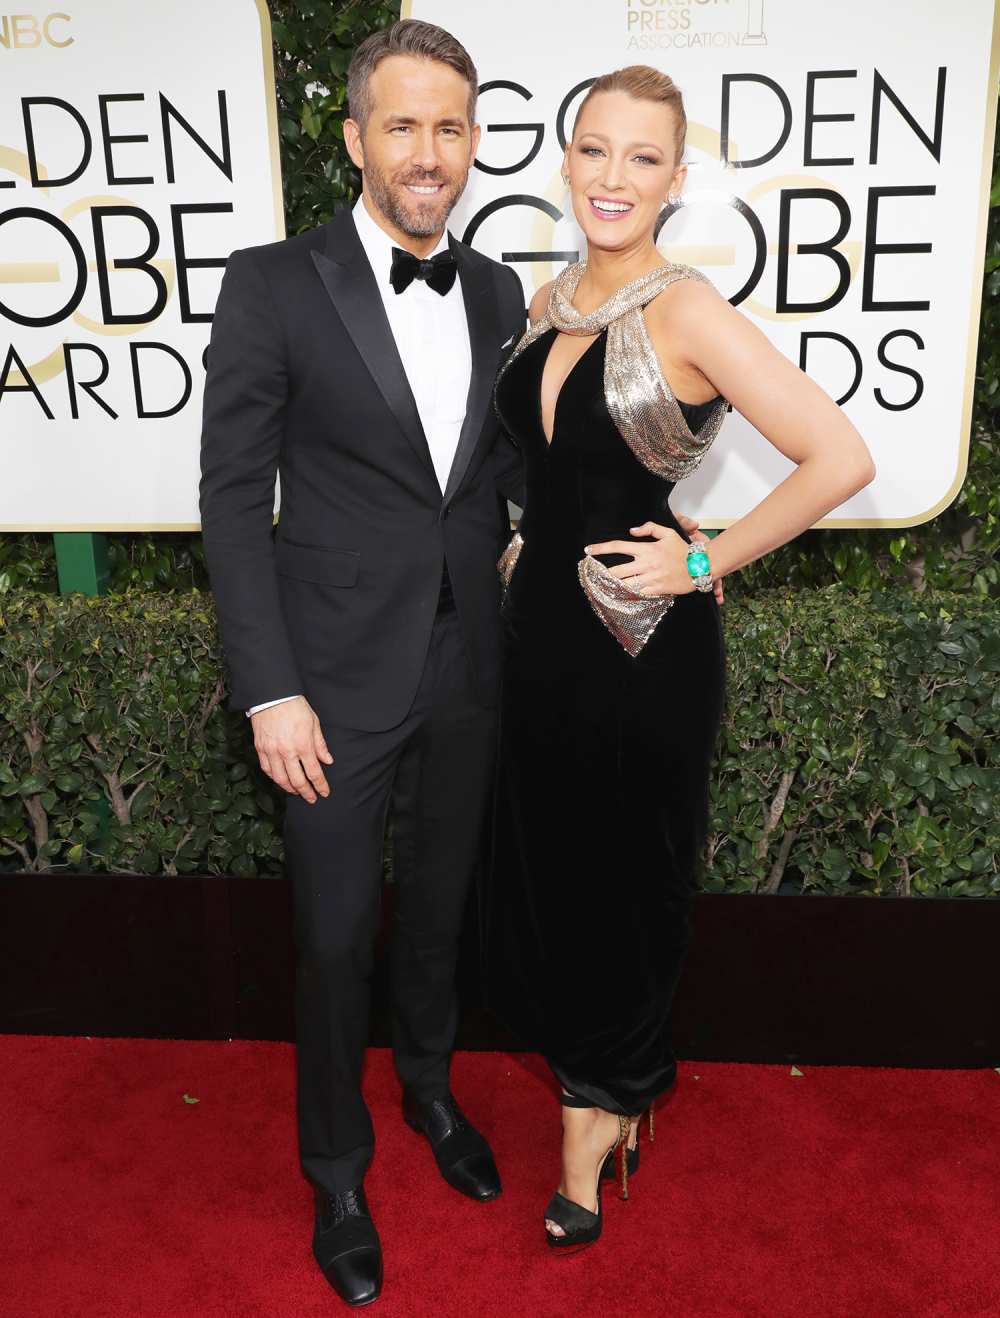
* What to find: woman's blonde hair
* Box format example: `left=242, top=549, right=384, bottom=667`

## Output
left=576, top=65, right=686, bottom=163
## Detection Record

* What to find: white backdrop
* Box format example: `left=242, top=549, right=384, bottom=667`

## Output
left=0, top=0, right=282, bottom=529
left=2, top=2, right=997, bottom=529
left=410, top=0, right=999, bottom=527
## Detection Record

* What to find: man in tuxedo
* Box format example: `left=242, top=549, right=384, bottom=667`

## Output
left=199, top=20, right=524, bottom=1307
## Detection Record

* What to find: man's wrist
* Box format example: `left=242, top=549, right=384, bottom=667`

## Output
left=247, top=695, right=301, bottom=718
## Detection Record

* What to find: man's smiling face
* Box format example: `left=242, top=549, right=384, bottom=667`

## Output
left=346, top=54, right=480, bottom=244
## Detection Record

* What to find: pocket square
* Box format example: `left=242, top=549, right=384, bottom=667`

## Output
left=501, top=332, right=516, bottom=349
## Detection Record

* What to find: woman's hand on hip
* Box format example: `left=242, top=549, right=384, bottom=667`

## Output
left=585, top=518, right=723, bottom=605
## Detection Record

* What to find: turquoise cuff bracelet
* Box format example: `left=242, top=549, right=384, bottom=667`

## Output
left=686, top=540, right=714, bottom=593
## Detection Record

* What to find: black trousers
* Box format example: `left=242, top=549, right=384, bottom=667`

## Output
left=284, top=610, right=496, bottom=1195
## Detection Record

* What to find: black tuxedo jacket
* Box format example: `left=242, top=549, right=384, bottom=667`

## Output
left=199, top=209, right=526, bottom=732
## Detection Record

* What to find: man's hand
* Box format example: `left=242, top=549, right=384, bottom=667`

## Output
left=250, top=696, right=333, bottom=803
left=674, top=512, right=725, bottom=605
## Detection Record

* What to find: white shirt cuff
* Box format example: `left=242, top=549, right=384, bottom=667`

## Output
left=246, top=695, right=301, bottom=717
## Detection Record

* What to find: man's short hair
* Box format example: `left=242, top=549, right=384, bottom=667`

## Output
left=346, top=19, right=478, bottom=131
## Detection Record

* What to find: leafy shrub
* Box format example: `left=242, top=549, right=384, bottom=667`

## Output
left=711, top=588, right=1000, bottom=896
left=2, top=588, right=996, bottom=893
left=0, top=593, right=282, bottom=877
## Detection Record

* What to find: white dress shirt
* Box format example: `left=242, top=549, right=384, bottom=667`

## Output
left=248, top=196, right=472, bottom=717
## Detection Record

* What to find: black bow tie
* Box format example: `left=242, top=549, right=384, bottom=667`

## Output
left=390, top=246, right=458, bottom=296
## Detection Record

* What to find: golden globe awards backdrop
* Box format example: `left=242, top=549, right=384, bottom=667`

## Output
left=0, top=0, right=282, bottom=529
left=409, top=0, right=1000, bottom=527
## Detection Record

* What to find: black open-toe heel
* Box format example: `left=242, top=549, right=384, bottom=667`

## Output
left=544, top=1092, right=631, bottom=1252
left=600, top=1101, right=653, bottom=1182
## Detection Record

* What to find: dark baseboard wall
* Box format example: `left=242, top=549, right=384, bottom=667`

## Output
left=2, top=874, right=997, bottom=1068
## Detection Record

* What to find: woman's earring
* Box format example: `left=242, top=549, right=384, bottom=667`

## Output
left=562, top=173, right=570, bottom=187
left=667, top=192, right=679, bottom=206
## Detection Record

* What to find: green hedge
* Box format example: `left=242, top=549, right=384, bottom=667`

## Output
left=0, top=593, right=282, bottom=877
left=2, top=588, right=996, bottom=894
left=0, top=0, right=997, bottom=598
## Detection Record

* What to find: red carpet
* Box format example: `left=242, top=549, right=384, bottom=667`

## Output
left=3, top=1037, right=999, bottom=1317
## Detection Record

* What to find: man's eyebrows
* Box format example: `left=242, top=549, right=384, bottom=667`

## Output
left=381, top=114, right=466, bottom=129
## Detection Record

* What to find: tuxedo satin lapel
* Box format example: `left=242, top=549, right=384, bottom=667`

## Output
left=442, top=242, right=502, bottom=506
left=311, top=219, right=435, bottom=476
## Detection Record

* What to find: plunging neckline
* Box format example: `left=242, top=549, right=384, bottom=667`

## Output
left=536, top=326, right=722, bottom=449
left=538, top=329, right=603, bottom=447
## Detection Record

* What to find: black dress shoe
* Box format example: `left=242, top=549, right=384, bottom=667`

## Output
left=403, top=1090, right=502, bottom=1202
left=313, top=1185, right=382, bottom=1307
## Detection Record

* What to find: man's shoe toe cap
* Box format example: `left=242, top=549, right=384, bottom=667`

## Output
left=445, top=1152, right=502, bottom=1201
left=320, top=1244, right=383, bottom=1307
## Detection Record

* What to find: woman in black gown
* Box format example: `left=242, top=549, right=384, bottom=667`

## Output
left=488, top=66, right=876, bottom=1249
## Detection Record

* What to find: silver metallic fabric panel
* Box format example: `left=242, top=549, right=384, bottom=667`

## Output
left=577, top=555, right=675, bottom=658
left=497, top=530, right=524, bottom=591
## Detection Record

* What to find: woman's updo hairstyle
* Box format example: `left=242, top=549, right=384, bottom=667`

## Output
left=575, top=65, right=686, bottom=165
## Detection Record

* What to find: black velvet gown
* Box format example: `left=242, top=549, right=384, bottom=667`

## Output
left=488, top=326, right=726, bottom=1117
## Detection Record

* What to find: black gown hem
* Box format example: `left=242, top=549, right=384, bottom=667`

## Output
left=549, top=1059, right=678, bottom=1118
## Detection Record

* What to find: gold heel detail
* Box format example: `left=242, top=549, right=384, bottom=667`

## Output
left=648, top=1103, right=655, bottom=1144
left=618, top=1115, right=631, bottom=1201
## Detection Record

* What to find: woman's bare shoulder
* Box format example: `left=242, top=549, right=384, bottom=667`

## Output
left=645, top=272, right=740, bottom=349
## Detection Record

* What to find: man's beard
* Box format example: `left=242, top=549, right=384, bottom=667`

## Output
left=364, top=159, right=467, bottom=238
